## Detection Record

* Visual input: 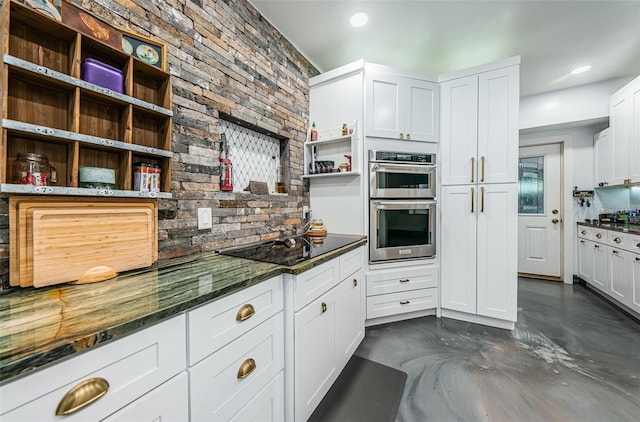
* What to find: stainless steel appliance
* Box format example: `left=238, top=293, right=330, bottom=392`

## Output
left=369, top=150, right=436, bottom=198
left=369, top=199, right=436, bottom=262
left=369, top=150, right=437, bottom=262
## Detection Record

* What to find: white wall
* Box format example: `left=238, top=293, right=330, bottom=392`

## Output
left=520, top=76, right=633, bottom=130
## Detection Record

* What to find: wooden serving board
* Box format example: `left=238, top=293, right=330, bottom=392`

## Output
left=30, top=207, right=154, bottom=287
left=9, top=197, right=157, bottom=287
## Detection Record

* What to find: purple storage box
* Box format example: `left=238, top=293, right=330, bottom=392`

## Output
left=81, top=58, right=124, bottom=94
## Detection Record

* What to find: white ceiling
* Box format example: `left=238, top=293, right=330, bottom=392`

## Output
left=249, top=0, right=640, bottom=97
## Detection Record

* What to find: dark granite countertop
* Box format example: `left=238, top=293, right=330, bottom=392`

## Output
left=577, top=221, right=640, bottom=235
left=0, top=235, right=366, bottom=384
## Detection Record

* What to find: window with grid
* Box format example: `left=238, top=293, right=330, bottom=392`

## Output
left=219, top=120, right=281, bottom=193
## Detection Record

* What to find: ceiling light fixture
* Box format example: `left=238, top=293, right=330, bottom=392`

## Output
left=350, top=11, right=368, bottom=27
left=571, top=65, right=591, bottom=74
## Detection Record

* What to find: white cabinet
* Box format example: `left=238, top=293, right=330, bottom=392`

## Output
left=440, top=65, right=519, bottom=185
left=0, top=315, right=187, bottom=422
left=441, top=184, right=518, bottom=325
left=593, top=128, right=611, bottom=187
left=592, top=242, right=610, bottom=293
left=609, top=75, right=640, bottom=185
left=631, top=248, right=640, bottom=314
left=609, top=248, right=631, bottom=304
left=285, top=246, right=365, bottom=422
left=365, top=70, right=439, bottom=142
left=578, top=239, right=594, bottom=284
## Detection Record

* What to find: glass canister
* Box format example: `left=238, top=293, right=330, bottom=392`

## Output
left=12, top=153, right=56, bottom=186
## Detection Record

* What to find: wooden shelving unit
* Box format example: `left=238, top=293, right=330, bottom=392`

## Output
left=1, top=0, right=173, bottom=198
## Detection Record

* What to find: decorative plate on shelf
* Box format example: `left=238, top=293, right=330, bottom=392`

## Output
left=122, top=38, right=133, bottom=54
left=136, top=44, right=159, bottom=65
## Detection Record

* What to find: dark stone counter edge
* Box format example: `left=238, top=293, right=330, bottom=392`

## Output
left=0, top=237, right=367, bottom=385
left=577, top=222, right=640, bottom=235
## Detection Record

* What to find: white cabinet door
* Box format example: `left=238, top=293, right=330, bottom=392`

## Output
left=477, top=184, right=518, bottom=322
left=366, top=72, right=402, bottom=139
left=335, top=269, right=365, bottom=371
left=229, top=372, right=284, bottom=422
left=403, top=77, right=439, bottom=142
left=440, top=75, right=478, bottom=185
left=593, top=128, right=611, bottom=187
left=630, top=78, right=640, bottom=183
left=610, top=88, right=631, bottom=186
left=609, top=248, right=631, bottom=305
left=591, top=243, right=610, bottom=293
left=477, top=66, right=519, bottom=184
left=631, top=253, right=640, bottom=314
left=578, top=239, right=594, bottom=284
left=104, top=373, right=189, bottom=422
left=441, top=185, right=477, bottom=313
left=294, top=288, right=337, bottom=422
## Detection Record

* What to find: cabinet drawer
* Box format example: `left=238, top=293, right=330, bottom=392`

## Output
left=608, top=231, right=629, bottom=249
left=103, top=372, right=189, bottom=422
left=339, top=247, right=364, bottom=280
left=577, top=226, right=591, bottom=240
left=0, top=315, right=186, bottom=421
left=591, top=228, right=607, bottom=242
left=366, top=288, right=438, bottom=319
left=293, top=258, right=339, bottom=311
left=187, top=275, right=283, bottom=365
left=366, top=264, right=438, bottom=296
left=189, top=312, right=284, bottom=422
left=630, top=234, right=640, bottom=253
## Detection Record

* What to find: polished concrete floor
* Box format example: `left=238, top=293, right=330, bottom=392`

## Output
left=356, top=279, right=640, bottom=421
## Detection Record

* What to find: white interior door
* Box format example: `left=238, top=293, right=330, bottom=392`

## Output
left=518, top=143, right=562, bottom=279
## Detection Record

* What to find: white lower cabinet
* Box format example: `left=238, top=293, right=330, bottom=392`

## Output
left=104, top=373, right=189, bottom=422
left=609, top=248, right=631, bottom=303
left=285, top=246, right=365, bottom=422
left=578, top=239, right=593, bottom=284
left=0, top=315, right=187, bottom=422
left=591, top=243, right=610, bottom=293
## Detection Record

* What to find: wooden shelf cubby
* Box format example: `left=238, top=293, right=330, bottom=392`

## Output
left=1, top=0, right=173, bottom=198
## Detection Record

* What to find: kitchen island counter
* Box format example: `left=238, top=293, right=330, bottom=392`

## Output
left=0, top=235, right=366, bottom=384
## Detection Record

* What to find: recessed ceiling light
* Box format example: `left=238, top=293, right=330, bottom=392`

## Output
left=350, top=11, right=368, bottom=27
left=571, top=65, right=591, bottom=74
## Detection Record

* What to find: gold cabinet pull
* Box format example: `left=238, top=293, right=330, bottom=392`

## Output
left=471, top=187, right=475, bottom=213
left=321, top=302, right=327, bottom=313
left=612, top=250, right=618, bottom=255
left=471, top=157, right=475, bottom=183
left=399, top=300, right=410, bottom=305
left=399, top=278, right=410, bottom=283
left=399, top=133, right=404, bottom=139
left=595, top=233, right=602, bottom=239
left=406, top=133, right=411, bottom=140
left=594, top=245, right=600, bottom=248
left=236, top=304, right=255, bottom=321
left=636, top=242, right=640, bottom=249
left=480, top=186, right=485, bottom=213
left=481, top=156, right=485, bottom=182
left=580, top=240, right=585, bottom=244
left=237, top=358, right=256, bottom=379
left=614, top=237, right=621, bottom=244
left=55, top=378, right=109, bottom=416
left=636, top=257, right=640, bottom=261
left=581, top=230, right=587, bottom=235
left=353, top=278, right=358, bottom=287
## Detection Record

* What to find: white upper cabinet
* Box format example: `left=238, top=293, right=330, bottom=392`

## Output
left=593, top=128, right=611, bottom=187
left=441, top=65, right=519, bottom=185
left=365, top=71, right=439, bottom=142
left=609, top=75, right=640, bottom=185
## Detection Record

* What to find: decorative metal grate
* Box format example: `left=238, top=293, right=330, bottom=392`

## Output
left=219, top=120, right=281, bottom=193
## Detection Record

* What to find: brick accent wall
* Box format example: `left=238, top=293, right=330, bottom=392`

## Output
left=0, top=0, right=319, bottom=283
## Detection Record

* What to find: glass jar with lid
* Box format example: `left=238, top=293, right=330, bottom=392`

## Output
left=12, top=153, right=57, bottom=186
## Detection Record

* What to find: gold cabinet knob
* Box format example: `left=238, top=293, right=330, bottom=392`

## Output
left=353, top=278, right=358, bottom=287
left=406, top=133, right=411, bottom=140
left=614, top=237, right=621, bottom=244
left=581, top=230, right=587, bottom=235
left=236, top=304, right=255, bottom=321
left=399, top=133, right=404, bottom=139
left=56, top=378, right=109, bottom=416
left=237, top=358, right=256, bottom=379
left=595, top=233, right=602, bottom=239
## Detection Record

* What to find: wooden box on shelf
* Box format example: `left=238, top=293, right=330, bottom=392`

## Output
left=1, top=0, right=173, bottom=199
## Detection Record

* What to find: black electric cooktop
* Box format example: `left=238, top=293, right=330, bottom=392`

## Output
left=218, top=234, right=361, bottom=266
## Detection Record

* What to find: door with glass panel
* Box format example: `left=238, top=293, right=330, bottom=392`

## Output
left=518, top=144, right=562, bottom=279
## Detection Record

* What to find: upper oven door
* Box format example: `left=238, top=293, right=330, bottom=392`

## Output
left=369, top=161, right=436, bottom=198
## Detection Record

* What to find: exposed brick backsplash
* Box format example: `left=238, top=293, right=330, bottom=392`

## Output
left=0, top=0, right=318, bottom=283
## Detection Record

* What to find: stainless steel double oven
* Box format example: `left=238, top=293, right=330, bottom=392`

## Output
left=369, top=150, right=436, bottom=262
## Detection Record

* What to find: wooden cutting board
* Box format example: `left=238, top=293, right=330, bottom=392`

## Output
left=30, top=207, right=154, bottom=287
left=9, top=197, right=157, bottom=287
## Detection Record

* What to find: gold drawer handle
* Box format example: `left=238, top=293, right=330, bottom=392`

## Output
left=399, top=132, right=404, bottom=139
left=353, top=278, right=358, bottom=287
left=236, top=304, right=255, bottom=321
left=481, top=155, right=485, bottom=182
left=400, top=300, right=410, bottom=305
left=406, top=133, right=411, bottom=140
left=56, top=378, right=109, bottom=416
left=471, top=157, right=475, bottom=183
left=237, top=358, right=256, bottom=379
left=595, top=233, right=602, bottom=239
left=399, top=278, right=410, bottom=283
left=322, top=302, right=327, bottom=313
left=581, top=230, right=586, bottom=235
left=636, top=257, right=640, bottom=261
left=614, top=237, right=621, bottom=244
left=612, top=250, right=618, bottom=255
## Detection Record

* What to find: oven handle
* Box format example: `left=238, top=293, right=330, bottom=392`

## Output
left=370, top=162, right=435, bottom=174
left=372, top=200, right=437, bottom=207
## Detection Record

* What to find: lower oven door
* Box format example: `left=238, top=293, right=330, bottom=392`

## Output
left=369, top=200, right=436, bottom=262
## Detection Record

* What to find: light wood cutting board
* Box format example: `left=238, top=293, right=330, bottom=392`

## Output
left=30, top=207, right=154, bottom=287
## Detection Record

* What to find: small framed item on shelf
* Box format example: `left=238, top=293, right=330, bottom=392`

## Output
left=61, top=0, right=122, bottom=50
left=121, top=30, right=167, bottom=70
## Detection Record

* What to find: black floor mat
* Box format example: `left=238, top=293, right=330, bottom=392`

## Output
left=308, top=355, right=407, bottom=422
